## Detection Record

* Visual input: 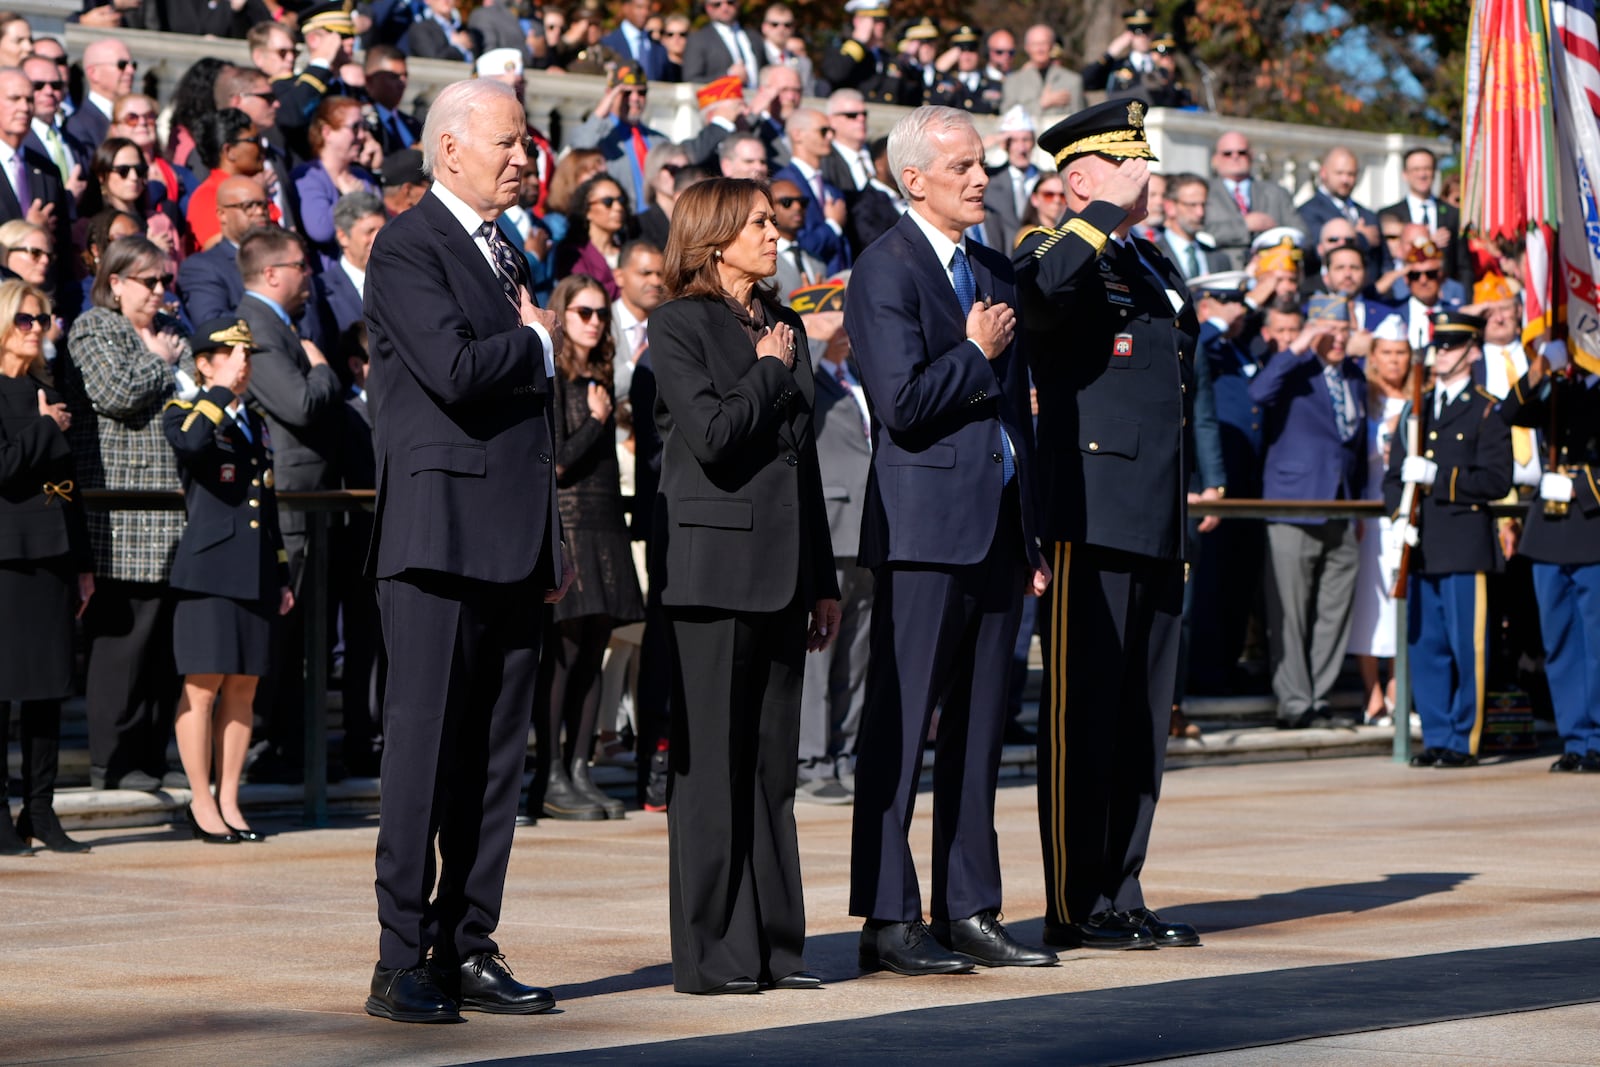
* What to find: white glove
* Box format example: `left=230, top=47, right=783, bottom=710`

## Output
left=1392, top=519, right=1420, bottom=547
left=1544, top=339, right=1570, bottom=372
left=1401, top=456, right=1438, bottom=487
left=1540, top=472, right=1574, bottom=503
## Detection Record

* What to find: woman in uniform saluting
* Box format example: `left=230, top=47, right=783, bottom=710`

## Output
left=163, top=318, right=292, bottom=844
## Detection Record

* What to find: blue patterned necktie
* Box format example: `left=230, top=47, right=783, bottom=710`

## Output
left=478, top=220, right=522, bottom=310
left=953, top=245, right=1014, bottom=484
left=1324, top=364, right=1353, bottom=440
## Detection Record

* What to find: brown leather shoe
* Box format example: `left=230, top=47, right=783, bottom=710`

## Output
left=1169, top=708, right=1201, bottom=739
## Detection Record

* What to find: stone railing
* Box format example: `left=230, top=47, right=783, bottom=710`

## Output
left=57, top=18, right=1448, bottom=208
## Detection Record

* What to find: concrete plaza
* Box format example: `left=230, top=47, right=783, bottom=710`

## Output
left=4, top=752, right=1599, bottom=1066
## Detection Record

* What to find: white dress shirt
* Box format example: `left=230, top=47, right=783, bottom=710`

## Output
left=1406, top=193, right=1437, bottom=232
left=0, top=138, right=28, bottom=209
left=1163, top=227, right=1209, bottom=279
left=819, top=355, right=872, bottom=446
left=339, top=256, right=367, bottom=299
left=714, top=21, right=759, bottom=87
left=428, top=181, right=554, bottom=379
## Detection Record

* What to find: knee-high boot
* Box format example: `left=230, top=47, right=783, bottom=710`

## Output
left=17, top=700, right=89, bottom=853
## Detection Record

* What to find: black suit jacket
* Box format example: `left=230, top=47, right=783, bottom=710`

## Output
left=321, top=256, right=364, bottom=336
left=1380, top=198, right=1472, bottom=292
left=62, top=102, right=110, bottom=150
left=0, top=143, right=73, bottom=296
left=681, top=23, right=764, bottom=84
left=649, top=295, right=837, bottom=612
left=364, top=189, right=561, bottom=583
left=0, top=372, right=88, bottom=567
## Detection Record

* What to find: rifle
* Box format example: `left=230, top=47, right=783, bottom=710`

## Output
left=1390, top=341, right=1429, bottom=599
left=1543, top=355, right=1568, bottom=517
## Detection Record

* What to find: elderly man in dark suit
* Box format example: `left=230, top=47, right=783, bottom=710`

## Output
left=0, top=69, right=72, bottom=295
left=362, top=77, right=571, bottom=1024
left=1204, top=131, right=1304, bottom=265
left=1248, top=294, right=1368, bottom=729
left=846, top=105, right=1055, bottom=976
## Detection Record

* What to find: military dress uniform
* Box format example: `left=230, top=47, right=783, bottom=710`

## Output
left=820, top=35, right=905, bottom=106
left=273, top=2, right=355, bottom=134
left=929, top=70, right=1004, bottom=115
left=162, top=321, right=289, bottom=678
left=1498, top=361, right=1600, bottom=770
left=1012, top=100, right=1200, bottom=951
left=1382, top=312, right=1512, bottom=768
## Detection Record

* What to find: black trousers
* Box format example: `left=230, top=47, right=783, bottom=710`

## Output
left=373, top=569, right=544, bottom=969
left=667, top=600, right=807, bottom=993
left=849, top=499, right=1026, bottom=923
left=85, top=580, right=178, bottom=781
left=1037, top=542, right=1183, bottom=925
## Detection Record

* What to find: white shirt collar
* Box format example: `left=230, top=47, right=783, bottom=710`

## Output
left=340, top=256, right=366, bottom=297
left=430, top=181, right=493, bottom=238
left=1436, top=375, right=1471, bottom=408
left=88, top=91, right=115, bottom=119
left=907, top=205, right=965, bottom=272
left=30, top=118, right=58, bottom=141
left=1163, top=226, right=1194, bottom=253
left=0, top=138, right=20, bottom=166
left=611, top=296, right=643, bottom=338
left=789, top=157, right=820, bottom=183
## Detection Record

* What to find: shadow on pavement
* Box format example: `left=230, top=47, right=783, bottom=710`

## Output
left=1159, top=871, right=1477, bottom=934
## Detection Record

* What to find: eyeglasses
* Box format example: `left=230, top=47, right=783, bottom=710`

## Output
left=109, top=163, right=149, bottom=180
left=833, top=110, right=866, bottom=120
left=269, top=260, right=308, bottom=272
left=1172, top=198, right=1207, bottom=209
left=773, top=195, right=809, bottom=208
left=589, top=195, right=624, bottom=208
left=1407, top=269, right=1441, bottom=281
left=569, top=305, right=611, bottom=322
left=1129, top=26, right=1150, bottom=35
left=817, top=126, right=835, bottom=137
left=989, top=48, right=1014, bottom=55
left=661, top=29, right=687, bottom=37
left=1035, top=191, right=1065, bottom=201
left=706, top=0, right=736, bottom=8
left=8, top=246, right=51, bottom=260
left=96, top=58, right=136, bottom=71
left=273, top=47, right=299, bottom=60
left=1217, top=149, right=1250, bottom=157
left=222, top=198, right=272, bottom=212
left=226, top=137, right=261, bottom=149
left=12, top=311, right=47, bottom=331
left=246, top=91, right=280, bottom=105
left=125, top=273, right=174, bottom=291
left=30, top=80, right=63, bottom=93
left=1323, top=236, right=1356, bottom=248
left=1382, top=231, right=1403, bottom=241
left=117, top=112, right=158, bottom=126
left=763, top=19, right=792, bottom=28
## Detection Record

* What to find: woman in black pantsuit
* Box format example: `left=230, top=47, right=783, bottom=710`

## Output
left=650, top=178, right=841, bottom=995
left=534, top=275, right=645, bottom=821
left=162, top=318, right=292, bottom=844
left=0, top=280, right=94, bottom=855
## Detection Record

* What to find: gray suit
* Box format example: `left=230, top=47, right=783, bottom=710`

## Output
left=774, top=239, right=826, bottom=306
left=1156, top=231, right=1232, bottom=279
left=798, top=359, right=874, bottom=782
left=1204, top=176, right=1305, bottom=258
left=981, top=165, right=1034, bottom=252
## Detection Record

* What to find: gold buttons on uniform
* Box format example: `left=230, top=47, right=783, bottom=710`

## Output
left=1424, top=450, right=1435, bottom=458
left=1088, top=442, right=1100, bottom=451
left=1456, top=433, right=1465, bottom=440
left=249, top=519, right=260, bottom=529
left=248, top=499, right=260, bottom=508
left=1429, top=431, right=1438, bottom=440
left=251, top=478, right=261, bottom=488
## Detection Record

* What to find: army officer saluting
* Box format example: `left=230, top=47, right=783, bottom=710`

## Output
left=163, top=318, right=292, bottom=844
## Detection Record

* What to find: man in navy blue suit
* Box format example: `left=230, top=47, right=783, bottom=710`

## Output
left=771, top=108, right=851, bottom=275
left=601, top=0, right=668, bottom=80
left=1248, top=294, right=1368, bottom=728
left=323, top=189, right=387, bottom=338
left=846, top=105, right=1055, bottom=977
left=362, top=77, right=572, bottom=1024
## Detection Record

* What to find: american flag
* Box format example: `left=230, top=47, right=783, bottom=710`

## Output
left=1552, top=0, right=1600, bottom=374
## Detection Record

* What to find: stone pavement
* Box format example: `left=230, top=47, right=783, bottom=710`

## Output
left=5, top=753, right=1599, bottom=1066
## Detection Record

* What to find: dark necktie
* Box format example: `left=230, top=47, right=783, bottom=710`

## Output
left=1325, top=364, right=1353, bottom=441
left=478, top=221, right=522, bottom=310
left=790, top=243, right=807, bottom=283
left=951, top=246, right=976, bottom=315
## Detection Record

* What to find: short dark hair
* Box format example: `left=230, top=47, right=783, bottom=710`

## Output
left=213, top=64, right=268, bottom=108
left=1164, top=172, right=1208, bottom=200
left=237, top=226, right=304, bottom=282
left=672, top=164, right=711, bottom=195
left=333, top=190, right=385, bottom=234
left=91, top=235, right=166, bottom=311
left=195, top=107, right=256, bottom=170
left=1403, top=147, right=1436, bottom=168
left=364, top=44, right=406, bottom=71
left=1324, top=245, right=1365, bottom=270
left=617, top=239, right=662, bottom=271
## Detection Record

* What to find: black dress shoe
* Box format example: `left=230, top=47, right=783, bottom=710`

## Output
left=1550, top=752, right=1585, bottom=773
left=440, top=952, right=556, bottom=1014
left=931, top=910, right=1057, bottom=967
left=689, top=978, right=760, bottom=995
left=1434, top=749, right=1479, bottom=768
left=224, top=822, right=267, bottom=842
left=366, top=964, right=462, bottom=1023
left=1409, top=747, right=1441, bottom=768
left=184, top=805, right=240, bottom=844
left=1124, top=907, right=1201, bottom=947
left=1043, top=910, right=1158, bottom=950
left=859, top=919, right=975, bottom=975
left=761, top=971, right=823, bottom=990
left=1582, top=750, right=1600, bottom=772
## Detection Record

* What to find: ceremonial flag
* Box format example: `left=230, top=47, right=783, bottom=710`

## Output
left=1550, top=0, right=1600, bottom=374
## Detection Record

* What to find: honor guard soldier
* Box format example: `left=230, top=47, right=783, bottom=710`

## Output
left=1383, top=311, right=1513, bottom=769
left=1081, top=9, right=1159, bottom=96
left=1012, top=99, right=1202, bottom=953
left=275, top=2, right=357, bottom=132
left=1497, top=346, right=1600, bottom=772
left=821, top=0, right=904, bottom=106
left=928, top=26, right=1004, bottom=114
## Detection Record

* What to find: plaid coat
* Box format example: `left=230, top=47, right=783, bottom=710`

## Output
left=63, top=307, right=190, bottom=583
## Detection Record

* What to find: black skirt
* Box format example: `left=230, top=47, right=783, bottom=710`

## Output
left=0, top=556, right=76, bottom=701
left=173, top=592, right=275, bottom=677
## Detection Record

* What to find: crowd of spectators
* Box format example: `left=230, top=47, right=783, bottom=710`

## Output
left=0, top=0, right=1551, bottom=853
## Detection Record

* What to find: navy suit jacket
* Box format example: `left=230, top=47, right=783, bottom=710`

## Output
left=363, top=189, right=561, bottom=583
left=601, top=26, right=667, bottom=80
left=321, top=255, right=364, bottom=335
left=63, top=101, right=110, bottom=150
left=845, top=212, right=1039, bottom=570
left=1200, top=320, right=1266, bottom=497
left=770, top=162, right=851, bottom=275
left=177, top=238, right=244, bottom=325
left=1247, top=347, right=1368, bottom=519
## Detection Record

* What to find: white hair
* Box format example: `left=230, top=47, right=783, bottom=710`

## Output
left=886, top=105, right=976, bottom=199
left=421, top=78, right=518, bottom=179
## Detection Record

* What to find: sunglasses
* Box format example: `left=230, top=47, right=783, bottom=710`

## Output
left=247, top=91, right=280, bottom=104
left=989, top=47, right=1014, bottom=54
left=222, top=198, right=272, bottom=212
left=833, top=109, right=866, bottom=120
left=589, top=195, right=624, bottom=209
left=817, top=126, right=835, bottom=137
left=569, top=305, right=610, bottom=322
left=8, top=246, right=52, bottom=261
left=110, top=163, right=149, bottom=180
left=269, top=260, right=308, bottom=272
left=773, top=195, right=809, bottom=208
left=273, top=47, right=299, bottom=59
left=93, top=58, right=136, bottom=71
left=1323, top=236, right=1356, bottom=248
left=125, top=273, right=174, bottom=291
left=12, top=311, right=47, bottom=330
left=1407, top=269, right=1442, bottom=281
left=661, top=29, right=687, bottom=37
left=1217, top=149, right=1250, bottom=157
left=764, top=19, right=792, bottom=27
left=30, top=79, right=63, bottom=93
left=1035, top=191, right=1065, bottom=201
left=117, top=112, right=158, bottom=126
left=706, top=0, right=736, bottom=7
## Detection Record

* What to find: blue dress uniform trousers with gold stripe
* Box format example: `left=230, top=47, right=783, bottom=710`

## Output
left=1383, top=384, right=1512, bottom=757
left=163, top=386, right=289, bottom=677
left=1499, top=369, right=1600, bottom=757
left=1013, top=201, right=1197, bottom=925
